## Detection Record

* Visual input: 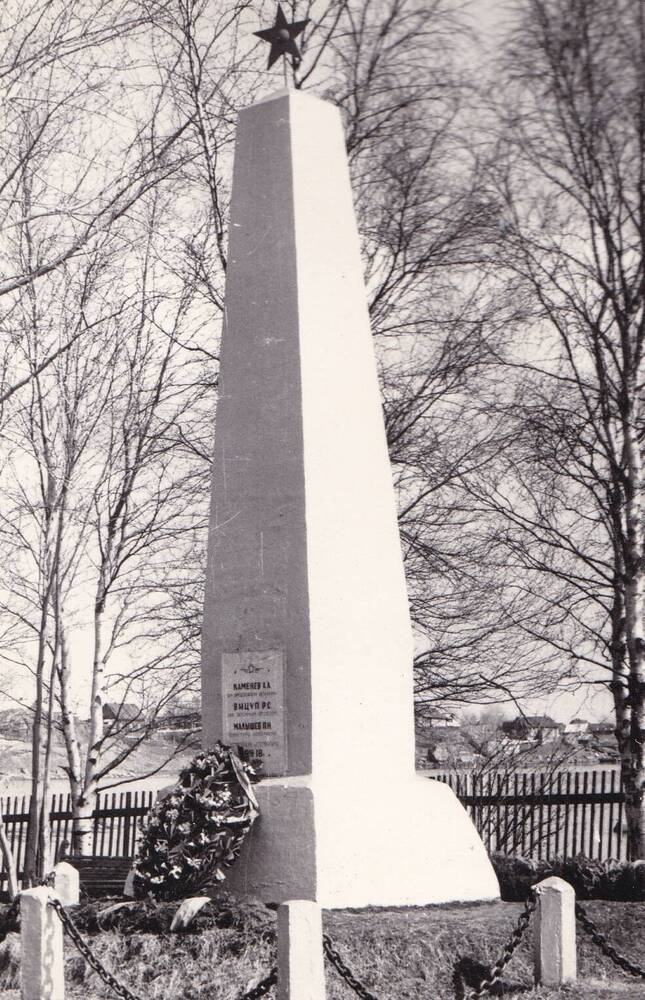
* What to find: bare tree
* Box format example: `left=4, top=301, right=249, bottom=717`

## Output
left=477, top=0, right=645, bottom=856
left=0, top=0, right=203, bottom=300
left=315, top=0, right=565, bottom=705
left=0, top=182, right=216, bottom=871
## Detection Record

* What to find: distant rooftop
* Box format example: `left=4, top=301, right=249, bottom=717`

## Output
left=502, top=715, right=564, bottom=731
left=103, top=702, right=140, bottom=721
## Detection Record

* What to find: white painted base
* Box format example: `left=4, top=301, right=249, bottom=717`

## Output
left=533, top=876, right=576, bottom=985
left=277, top=901, right=326, bottom=1000
left=226, top=774, right=499, bottom=907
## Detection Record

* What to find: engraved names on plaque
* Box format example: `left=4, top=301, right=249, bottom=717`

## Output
left=221, top=650, right=287, bottom=775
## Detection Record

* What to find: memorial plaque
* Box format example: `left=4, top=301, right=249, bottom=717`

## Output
left=221, top=650, right=287, bottom=775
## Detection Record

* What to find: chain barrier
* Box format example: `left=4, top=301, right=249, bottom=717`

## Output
left=50, top=897, right=278, bottom=1000
left=238, top=967, right=278, bottom=999
left=50, top=898, right=143, bottom=1000
left=575, top=901, right=645, bottom=980
left=323, top=934, right=381, bottom=1000
left=0, top=892, right=21, bottom=944
left=325, top=893, right=536, bottom=1000
left=468, top=892, right=537, bottom=999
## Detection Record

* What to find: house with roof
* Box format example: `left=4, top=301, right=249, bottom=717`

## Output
left=156, top=698, right=201, bottom=732
left=589, top=721, right=614, bottom=736
left=565, top=718, right=589, bottom=735
left=0, top=708, right=31, bottom=741
left=102, top=702, right=140, bottom=724
left=414, top=697, right=460, bottom=729
left=416, top=738, right=482, bottom=770
left=501, top=715, right=565, bottom=744
left=588, top=721, right=616, bottom=753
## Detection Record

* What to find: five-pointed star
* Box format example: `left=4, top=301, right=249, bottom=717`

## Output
left=254, top=5, right=310, bottom=70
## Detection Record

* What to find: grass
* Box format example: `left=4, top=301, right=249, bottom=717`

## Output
left=1, top=897, right=644, bottom=998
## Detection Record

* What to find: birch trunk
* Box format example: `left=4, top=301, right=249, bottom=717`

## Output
left=620, top=404, right=645, bottom=859
left=0, top=809, right=18, bottom=899
left=37, top=655, right=58, bottom=878
left=78, top=574, right=109, bottom=855
left=23, top=597, right=50, bottom=885
left=57, top=620, right=85, bottom=852
left=72, top=792, right=97, bottom=856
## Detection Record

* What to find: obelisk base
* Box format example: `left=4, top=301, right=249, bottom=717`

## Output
left=226, top=774, right=499, bottom=907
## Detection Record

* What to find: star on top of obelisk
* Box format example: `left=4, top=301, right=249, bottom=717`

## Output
left=254, top=4, right=310, bottom=69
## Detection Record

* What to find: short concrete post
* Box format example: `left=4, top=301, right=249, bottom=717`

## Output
left=20, top=886, right=65, bottom=1000
left=532, top=876, right=576, bottom=986
left=53, top=862, right=79, bottom=906
left=277, top=900, right=326, bottom=1000
left=123, top=867, right=136, bottom=898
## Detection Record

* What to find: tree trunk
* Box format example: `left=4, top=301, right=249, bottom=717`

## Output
left=0, top=809, right=18, bottom=900
left=57, top=617, right=84, bottom=845
left=37, top=654, right=58, bottom=879
left=622, top=760, right=645, bottom=860
left=620, top=404, right=645, bottom=858
left=72, top=792, right=97, bottom=856
left=79, top=581, right=109, bottom=855
left=24, top=601, right=50, bottom=886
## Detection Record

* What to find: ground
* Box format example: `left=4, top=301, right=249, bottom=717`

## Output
left=1, top=897, right=644, bottom=998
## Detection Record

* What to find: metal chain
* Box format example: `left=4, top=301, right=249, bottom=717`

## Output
left=575, top=901, right=645, bottom=980
left=323, top=933, right=381, bottom=1000
left=237, top=967, right=278, bottom=1000
left=0, top=893, right=21, bottom=943
left=49, top=898, right=143, bottom=1000
left=468, top=893, right=537, bottom=999
left=51, top=897, right=277, bottom=1000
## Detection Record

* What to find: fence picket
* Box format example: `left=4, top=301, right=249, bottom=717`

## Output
left=580, top=772, right=588, bottom=856
left=572, top=772, right=580, bottom=854
left=598, top=770, right=606, bottom=862
left=616, top=775, right=625, bottom=860
left=608, top=770, right=617, bottom=858
left=588, top=771, right=596, bottom=858
left=15, top=795, right=26, bottom=881
left=554, top=774, right=562, bottom=857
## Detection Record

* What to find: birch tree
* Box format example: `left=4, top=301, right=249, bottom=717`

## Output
left=0, top=183, right=215, bottom=871
left=481, top=0, right=645, bottom=856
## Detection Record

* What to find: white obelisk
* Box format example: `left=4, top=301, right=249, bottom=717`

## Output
left=201, top=87, right=499, bottom=907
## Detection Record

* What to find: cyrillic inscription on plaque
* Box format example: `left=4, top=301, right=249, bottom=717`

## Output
left=221, top=650, right=287, bottom=775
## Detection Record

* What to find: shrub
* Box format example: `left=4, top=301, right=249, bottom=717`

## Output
left=133, top=742, right=258, bottom=901
left=492, top=852, right=645, bottom=901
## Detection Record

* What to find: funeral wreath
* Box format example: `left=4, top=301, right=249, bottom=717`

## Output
left=132, top=742, right=259, bottom=900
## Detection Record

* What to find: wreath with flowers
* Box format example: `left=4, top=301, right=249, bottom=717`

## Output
left=132, top=742, right=259, bottom=901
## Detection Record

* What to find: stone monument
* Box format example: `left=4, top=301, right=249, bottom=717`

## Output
left=201, top=84, right=499, bottom=907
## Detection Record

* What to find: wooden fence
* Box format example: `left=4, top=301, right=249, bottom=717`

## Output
left=0, top=789, right=155, bottom=893
left=0, top=768, right=631, bottom=894
left=432, top=768, right=629, bottom=860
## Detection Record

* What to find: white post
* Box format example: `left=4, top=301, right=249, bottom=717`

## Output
left=20, top=886, right=65, bottom=1000
left=53, top=863, right=79, bottom=906
left=533, top=876, right=577, bottom=986
left=277, top=900, right=326, bottom=1000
